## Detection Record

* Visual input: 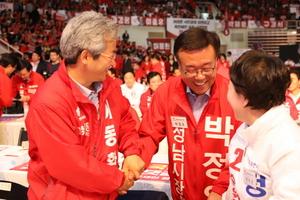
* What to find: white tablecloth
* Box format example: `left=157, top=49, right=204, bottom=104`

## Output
left=0, top=145, right=29, bottom=188
left=0, top=115, right=25, bottom=146
left=131, top=154, right=171, bottom=199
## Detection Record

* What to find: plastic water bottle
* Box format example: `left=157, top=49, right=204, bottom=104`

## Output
left=23, top=102, right=29, bottom=119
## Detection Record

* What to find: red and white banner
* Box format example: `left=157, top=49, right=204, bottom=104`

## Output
left=226, top=20, right=248, bottom=28
left=166, top=18, right=215, bottom=38
left=147, top=38, right=171, bottom=55
left=108, top=15, right=165, bottom=26
left=262, top=20, right=286, bottom=29
left=0, top=2, right=13, bottom=12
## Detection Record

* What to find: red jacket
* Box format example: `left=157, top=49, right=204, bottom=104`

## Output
left=11, top=71, right=44, bottom=105
left=139, top=75, right=242, bottom=200
left=151, top=62, right=166, bottom=82
left=141, top=61, right=151, bottom=74
left=0, top=66, right=13, bottom=117
left=139, top=88, right=153, bottom=116
left=25, top=61, right=142, bottom=200
left=284, top=91, right=300, bottom=120
left=134, top=68, right=146, bottom=83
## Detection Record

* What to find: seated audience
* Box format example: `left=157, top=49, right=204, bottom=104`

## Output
left=121, top=71, right=145, bottom=117
left=139, top=72, right=162, bottom=116
left=108, top=68, right=123, bottom=86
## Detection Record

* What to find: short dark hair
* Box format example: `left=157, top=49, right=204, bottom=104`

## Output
left=17, top=59, right=33, bottom=72
left=0, top=53, right=19, bottom=68
left=230, top=50, right=290, bottom=111
left=49, top=48, right=61, bottom=56
left=289, top=67, right=300, bottom=80
left=108, top=68, right=116, bottom=75
left=124, top=71, right=135, bottom=77
left=174, top=27, right=220, bottom=60
left=150, top=53, right=160, bottom=60
left=220, top=53, right=227, bottom=59
left=147, top=72, right=161, bottom=84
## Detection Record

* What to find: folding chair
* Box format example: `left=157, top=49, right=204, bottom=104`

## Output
left=116, top=190, right=169, bottom=200
left=18, top=127, right=28, bottom=147
left=0, top=181, right=28, bottom=200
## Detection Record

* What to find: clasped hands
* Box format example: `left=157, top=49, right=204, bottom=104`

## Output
left=117, top=155, right=145, bottom=195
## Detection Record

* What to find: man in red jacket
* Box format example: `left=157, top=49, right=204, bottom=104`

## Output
left=25, top=11, right=145, bottom=200
left=139, top=27, right=242, bottom=200
left=139, top=71, right=162, bottom=116
left=12, top=59, right=45, bottom=106
left=0, top=53, right=18, bottom=117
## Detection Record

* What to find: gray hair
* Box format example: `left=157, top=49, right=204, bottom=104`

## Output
left=60, top=11, right=120, bottom=64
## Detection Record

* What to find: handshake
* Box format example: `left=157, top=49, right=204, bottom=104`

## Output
left=117, top=155, right=146, bottom=195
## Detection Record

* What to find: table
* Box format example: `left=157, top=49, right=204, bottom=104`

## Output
left=0, top=150, right=171, bottom=199
left=0, top=115, right=25, bottom=146
left=0, top=145, right=30, bottom=188
left=131, top=154, right=171, bottom=199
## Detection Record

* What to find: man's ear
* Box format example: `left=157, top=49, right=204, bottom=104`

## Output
left=242, top=95, right=249, bottom=108
left=79, top=50, right=90, bottom=65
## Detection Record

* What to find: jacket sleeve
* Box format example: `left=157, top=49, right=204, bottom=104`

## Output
left=0, top=76, right=13, bottom=107
left=139, top=92, right=148, bottom=116
left=11, top=76, right=19, bottom=99
left=26, top=102, right=125, bottom=194
left=138, top=88, right=167, bottom=166
left=116, top=89, right=142, bottom=157
left=27, top=74, right=45, bottom=104
left=211, top=164, right=230, bottom=195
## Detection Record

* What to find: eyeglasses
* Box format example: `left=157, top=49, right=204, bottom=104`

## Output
left=100, top=53, right=116, bottom=61
left=184, top=67, right=215, bottom=78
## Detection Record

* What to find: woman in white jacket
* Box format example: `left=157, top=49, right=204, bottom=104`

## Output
left=226, top=50, right=300, bottom=200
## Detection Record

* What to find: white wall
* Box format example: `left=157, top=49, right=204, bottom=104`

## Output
left=120, top=25, right=249, bottom=54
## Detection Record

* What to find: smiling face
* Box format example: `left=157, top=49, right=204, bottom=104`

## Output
left=85, top=40, right=116, bottom=83
left=178, top=45, right=217, bottom=96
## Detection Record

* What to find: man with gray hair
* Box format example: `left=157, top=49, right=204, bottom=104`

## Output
left=25, top=11, right=145, bottom=200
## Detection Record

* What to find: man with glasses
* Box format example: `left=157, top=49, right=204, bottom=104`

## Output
left=25, top=11, right=145, bottom=200
left=139, top=27, right=242, bottom=200
left=12, top=59, right=44, bottom=105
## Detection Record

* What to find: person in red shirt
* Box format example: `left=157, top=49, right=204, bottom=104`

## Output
left=133, top=61, right=146, bottom=83
left=150, top=53, right=166, bottom=82
left=284, top=67, right=300, bottom=125
left=0, top=53, right=18, bottom=117
left=139, top=71, right=162, bottom=116
left=139, top=27, right=242, bottom=200
left=108, top=68, right=123, bottom=86
left=12, top=59, right=45, bottom=105
left=141, top=54, right=152, bottom=74
left=219, top=53, right=230, bottom=69
left=25, top=11, right=145, bottom=200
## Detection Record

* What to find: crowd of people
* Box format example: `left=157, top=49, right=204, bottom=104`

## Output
left=0, top=9, right=300, bottom=200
